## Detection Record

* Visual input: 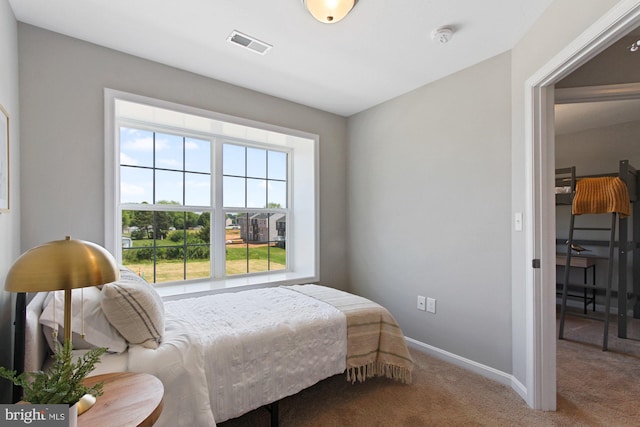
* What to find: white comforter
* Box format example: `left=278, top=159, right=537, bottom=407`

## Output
left=126, top=286, right=347, bottom=427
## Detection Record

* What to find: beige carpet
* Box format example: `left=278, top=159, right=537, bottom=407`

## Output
left=219, top=310, right=640, bottom=426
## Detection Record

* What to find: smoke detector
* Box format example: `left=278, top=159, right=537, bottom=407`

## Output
left=431, top=27, right=454, bottom=44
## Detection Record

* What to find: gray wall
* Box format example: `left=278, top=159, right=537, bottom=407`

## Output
left=556, top=120, right=640, bottom=174
left=0, top=0, right=20, bottom=403
left=17, top=24, right=349, bottom=291
left=348, top=52, right=513, bottom=372
left=348, top=0, right=624, bottom=396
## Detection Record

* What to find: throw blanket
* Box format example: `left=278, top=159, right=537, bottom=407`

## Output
left=573, top=177, right=630, bottom=218
left=286, top=284, right=414, bottom=384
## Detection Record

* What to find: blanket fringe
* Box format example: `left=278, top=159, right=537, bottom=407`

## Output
left=346, top=362, right=412, bottom=384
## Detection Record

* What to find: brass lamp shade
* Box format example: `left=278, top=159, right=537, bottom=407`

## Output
left=5, top=236, right=118, bottom=293
left=5, top=236, right=119, bottom=344
left=303, top=0, right=357, bottom=24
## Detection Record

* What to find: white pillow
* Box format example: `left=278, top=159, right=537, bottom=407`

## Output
left=100, top=270, right=164, bottom=349
left=39, top=287, right=127, bottom=353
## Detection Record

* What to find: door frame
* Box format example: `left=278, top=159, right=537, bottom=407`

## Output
left=526, top=0, right=640, bottom=410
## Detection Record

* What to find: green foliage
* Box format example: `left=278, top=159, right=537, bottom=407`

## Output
left=122, top=246, right=154, bottom=262
left=122, top=232, right=210, bottom=263
left=199, top=212, right=211, bottom=227
left=125, top=207, right=209, bottom=241
left=197, top=224, right=210, bottom=243
left=122, top=210, right=133, bottom=228
left=186, top=244, right=210, bottom=259
left=132, top=211, right=154, bottom=238
left=168, top=230, right=184, bottom=242
left=0, top=341, right=106, bottom=405
left=185, top=212, right=201, bottom=229
left=130, top=228, right=148, bottom=240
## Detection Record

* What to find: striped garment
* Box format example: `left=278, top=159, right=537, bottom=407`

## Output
left=572, top=176, right=630, bottom=218
left=286, top=284, right=414, bottom=384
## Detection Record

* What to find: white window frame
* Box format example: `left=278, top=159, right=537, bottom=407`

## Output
left=104, top=89, right=319, bottom=297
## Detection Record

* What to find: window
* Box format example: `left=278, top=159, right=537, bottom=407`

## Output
left=119, top=128, right=213, bottom=282
left=223, top=144, right=288, bottom=275
left=105, top=90, right=318, bottom=295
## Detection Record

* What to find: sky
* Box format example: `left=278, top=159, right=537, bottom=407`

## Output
left=120, top=127, right=287, bottom=208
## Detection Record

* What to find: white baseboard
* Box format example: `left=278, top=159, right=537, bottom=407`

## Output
left=405, top=337, right=528, bottom=403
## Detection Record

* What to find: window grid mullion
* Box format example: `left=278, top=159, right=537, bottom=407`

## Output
left=182, top=136, right=186, bottom=281
left=244, top=147, right=249, bottom=274
left=152, top=133, right=158, bottom=283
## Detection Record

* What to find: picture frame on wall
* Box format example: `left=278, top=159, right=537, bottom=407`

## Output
left=0, top=103, right=9, bottom=213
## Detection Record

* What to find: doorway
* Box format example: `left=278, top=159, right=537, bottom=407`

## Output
left=554, top=28, right=640, bottom=341
left=527, top=2, right=640, bottom=411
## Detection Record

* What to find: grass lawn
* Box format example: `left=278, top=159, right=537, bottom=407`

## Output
left=124, top=245, right=286, bottom=283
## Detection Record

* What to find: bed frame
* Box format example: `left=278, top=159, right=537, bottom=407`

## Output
left=12, top=292, right=51, bottom=402
left=555, top=160, right=640, bottom=338
left=617, top=160, right=640, bottom=337
left=11, top=292, right=26, bottom=402
left=555, top=166, right=576, bottom=206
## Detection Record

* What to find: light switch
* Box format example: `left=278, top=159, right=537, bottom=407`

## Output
left=514, top=212, right=523, bottom=232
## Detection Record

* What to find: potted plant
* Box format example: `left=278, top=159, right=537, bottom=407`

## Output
left=0, top=341, right=106, bottom=426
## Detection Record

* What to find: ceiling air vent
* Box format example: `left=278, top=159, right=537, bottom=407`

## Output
left=227, top=30, right=272, bottom=55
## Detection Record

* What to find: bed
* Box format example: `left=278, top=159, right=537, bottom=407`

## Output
left=555, top=160, right=640, bottom=339
left=18, top=269, right=414, bottom=426
left=555, top=166, right=576, bottom=206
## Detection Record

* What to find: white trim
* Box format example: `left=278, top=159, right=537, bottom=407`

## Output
left=104, top=91, right=118, bottom=254
left=523, top=83, right=537, bottom=408
left=105, top=89, right=318, bottom=142
left=524, top=0, right=640, bottom=411
left=104, top=88, right=320, bottom=292
left=524, top=83, right=558, bottom=410
left=157, top=271, right=318, bottom=300
left=555, top=82, right=640, bottom=104
left=405, top=337, right=527, bottom=401
left=213, top=141, right=224, bottom=279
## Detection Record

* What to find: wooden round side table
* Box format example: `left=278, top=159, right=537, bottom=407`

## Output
left=80, top=372, right=164, bottom=427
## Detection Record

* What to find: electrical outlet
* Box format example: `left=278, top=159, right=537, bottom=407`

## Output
left=417, top=295, right=426, bottom=311
left=427, top=297, right=436, bottom=314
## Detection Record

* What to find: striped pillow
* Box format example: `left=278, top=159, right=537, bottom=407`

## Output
left=100, top=269, right=164, bottom=349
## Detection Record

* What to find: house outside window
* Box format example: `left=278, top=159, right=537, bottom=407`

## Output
left=105, top=90, right=318, bottom=295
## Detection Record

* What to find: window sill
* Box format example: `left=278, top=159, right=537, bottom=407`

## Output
left=155, top=272, right=318, bottom=300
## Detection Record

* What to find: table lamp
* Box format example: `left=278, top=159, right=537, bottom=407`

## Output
left=4, top=236, right=119, bottom=411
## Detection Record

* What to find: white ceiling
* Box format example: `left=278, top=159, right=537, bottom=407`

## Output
left=8, top=0, right=555, bottom=117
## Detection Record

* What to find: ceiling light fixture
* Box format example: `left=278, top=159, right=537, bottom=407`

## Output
left=628, top=40, right=640, bottom=52
left=302, top=0, right=358, bottom=24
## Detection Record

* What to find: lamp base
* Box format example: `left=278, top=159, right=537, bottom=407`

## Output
left=77, top=393, right=96, bottom=415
